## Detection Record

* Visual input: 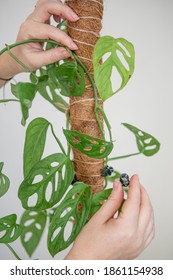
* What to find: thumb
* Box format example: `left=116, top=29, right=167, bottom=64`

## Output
left=92, top=180, right=124, bottom=224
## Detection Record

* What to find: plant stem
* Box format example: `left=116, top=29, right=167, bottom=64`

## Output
left=73, top=53, right=106, bottom=140
left=50, top=124, right=66, bottom=155
left=66, top=110, right=71, bottom=158
left=96, top=105, right=112, bottom=142
left=6, top=45, right=31, bottom=72
left=0, top=99, right=19, bottom=103
left=0, top=39, right=61, bottom=56
left=108, top=152, right=141, bottom=161
left=6, top=243, right=21, bottom=260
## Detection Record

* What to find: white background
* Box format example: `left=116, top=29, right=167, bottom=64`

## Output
left=0, top=0, right=173, bottom=260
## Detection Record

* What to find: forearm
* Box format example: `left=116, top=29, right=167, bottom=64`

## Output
left=0, top=50, right=22, bottom=88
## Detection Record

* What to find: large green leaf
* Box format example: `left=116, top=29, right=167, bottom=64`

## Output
left=0, top=162, right=10, bottom=198
left=0, top=214, right=22, bottom=243
left=63, top=129, right=113, bottom=159
left=18, top=153, right=74, bottom=211
left=122, top=123, right=160, bottom=156
left=11, top=82, right=37, bottom=125
left=48, top=182, right=91, bottom=256
left=93, top=36, right=135, bottom=101
left=51, top=61, right=85, bottom=97
left=20, top=210, right=47, bottom=257
left=24, top=118, right=50, bottom=178
left=89, top=188, right=112, bottom=216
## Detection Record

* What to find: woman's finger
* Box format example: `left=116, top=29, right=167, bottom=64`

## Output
left=19, top=20, right=78, bottom=50
left=119, top=175, right=141, bottom=227
left=138, top=186, right=154, bottom=232
left=27, top=47, right=70, bottom=70
left=91, top=180, right=124, bottom=224
left=29, top=1, right=79, bottom=23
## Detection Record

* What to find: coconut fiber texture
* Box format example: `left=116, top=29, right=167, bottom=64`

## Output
left=65, top=0, right=104, bottom=194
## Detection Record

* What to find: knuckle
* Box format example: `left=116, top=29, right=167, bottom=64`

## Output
left=19, top=20, right=29, bottom=34
left=41, top=1, right=50, bottom=11
left=49, top=52, right=58, bottom=63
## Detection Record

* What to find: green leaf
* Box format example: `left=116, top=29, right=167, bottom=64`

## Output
left=18, top=153, right=74, bottom=211
left=52, top=61, right=86, bottom=97
left=93, top=36, right=135, bottom=101
left=122, top=123, right=160, bottom=156
left=48, top=182, right=91, bottom=256
left=38, top=74, right=68, bottom=113
left=20, top=210, right=47, bottom=257
left=89, top=188, right=112, bottom=216
left=23, top=118, right=50, bottom=178
left=63, top=129, right=113, bottom=159
left=0, top=162, right=10, bottom=198
left=107, top=170, right=121, bottom=182
left=11, top=82, right=37, bottom=125
left=0, top=214, right=22, bottom=243
left=30, top=72, right=39, bottom=84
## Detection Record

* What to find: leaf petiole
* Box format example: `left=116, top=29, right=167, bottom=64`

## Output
left=108, top=152, right=141, bottom=161
left=0, top=39, right=62, bottom=56
left=5, top=243, right=21, bottom=260
left=50, top=124, right=67, bottom=155
left=6, top=45, right=31, bottom=72
left=0, top=99, right=20, bottom=103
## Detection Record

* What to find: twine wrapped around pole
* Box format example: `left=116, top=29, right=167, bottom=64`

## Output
left=65, top=0, right=104, bottom=194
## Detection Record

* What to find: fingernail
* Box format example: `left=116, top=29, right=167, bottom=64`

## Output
left=70, top=41, right=78, bottom=50
left=71, top=11, right=80, bottom=20
left=134, top=174, right=139, bottom=181
left=62, top=50, right=70, bottom=58
left=113, top=180, right=120, bottom=190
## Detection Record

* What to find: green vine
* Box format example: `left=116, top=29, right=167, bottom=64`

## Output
left=0, top=21, right=160, bottom=259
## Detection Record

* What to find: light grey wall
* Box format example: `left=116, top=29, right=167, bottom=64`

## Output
left=0, top=0, right=173, bottom=260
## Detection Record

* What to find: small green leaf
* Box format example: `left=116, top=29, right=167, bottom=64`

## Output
left=48, top=182, right=91, bottom=256
left=122, top=123, right=160, bottom=156
left=89, top=188, right=112, bottom=216
left=93, top=36, right=135, bottom=101
left=52, top=61, right=86, bottom=97
left=107, top=170, right=121, bottom=182
left=20, top=210, right=47, bottom=257
left=30, top=72, right=39, bottom=84
left=18, top=153, right=74, bottom=211
left=11, top=82, right=37, bottom=125
left=63, top=129, right=113, bottom=159
left=0, top=162, right=10, bottom=198
left=23, top=118, right=50, bottom=177
left=0, top=214, right=22, bottom=243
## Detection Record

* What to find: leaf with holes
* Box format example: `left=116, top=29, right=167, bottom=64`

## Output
left=18, top=153, right=74, bottom=211
left=52, top=61, right=85, bottom=97
left=63, top=129, right=113, bottom=159
left=11, top=82, right=37, bottom=125
left=122, top=123, right=160, bottom=156
left=0, top=162, right=10, bottom=198
left=89, top=188, right=112, bottom=216
left=37, top=69, right=68, bottom=113
left=93, top=36, right=135, bottom=101
left=20, top=210, right=47, bottom=257
left=0, top=214, right=22, bottom=243
left=48, top=182, right=91, bottom=256
left=24, top=118, right=50, bottom=178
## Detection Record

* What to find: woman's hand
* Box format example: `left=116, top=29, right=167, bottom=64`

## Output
left=65, top=175, right=155, bottom=260
left=0, top=0, right=79, bottom=82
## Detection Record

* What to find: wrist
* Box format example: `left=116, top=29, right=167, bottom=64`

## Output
left=64, top=246, right=94, bottom=260
left=0, top=50, right=23, bottom=79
